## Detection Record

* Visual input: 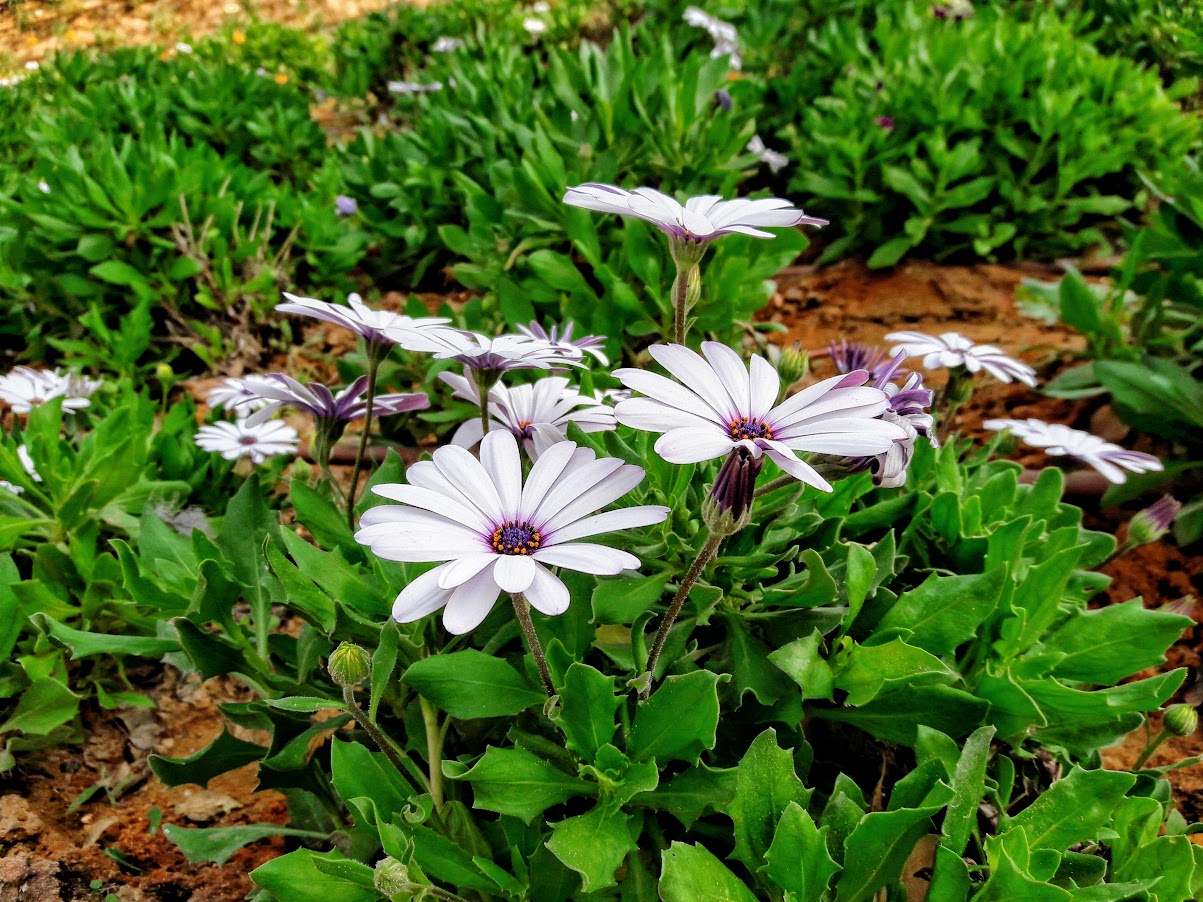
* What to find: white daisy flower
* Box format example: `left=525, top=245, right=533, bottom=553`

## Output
left=439, top=369, right=616, bottom=457
left=885, top=331, right=1038, bottom=387
left=516, top=321, right=609, bottom=366
left=431, top=36, right=464, bottom=52
left=388, top=327, right=587, bottom=374
left=387, top=80, right=444, bottom=95
left=614, top=342, right=907, bottom=492
left=0, top=367, right=100, bottom=414
left=17, top=445, right=40, bottom=483
left=194, top=419, right=299, bottom=465
left=563, top=184, right=827, bottom=244
left=523, top=17, right=548, bottom=34
left=356, top=430, right=669, bottom=634
left=241, top=373, right=429, bottom=428
left=683, top=6, right=741, bottom=69
left=747, top=135, right=789, bottom=174
left=277, top=292, right=450, bottom=347
left=206, top=376, right=275, bottom=412
left=983, top=419, right=1162, bottom=484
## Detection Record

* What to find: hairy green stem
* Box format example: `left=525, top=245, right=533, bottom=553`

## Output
left=1134, top=728, right=1171, bottom=770
left=341, top=685, right=424, bottom=793
left=512, top=593, right=555, bottom=697
left=347, top=350, right=383, bottom=531
left=641, top=530, right=724, bottom=699
left=420, top=695, right=445, bottom=808
left=478, top=374, right=492, bottom=445
left=671, top=264, right=689, bottom=345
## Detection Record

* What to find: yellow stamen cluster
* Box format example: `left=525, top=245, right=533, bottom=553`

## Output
left=491, top=520, right=542, bottom=555
left=728, top=416, right=772, bottom=442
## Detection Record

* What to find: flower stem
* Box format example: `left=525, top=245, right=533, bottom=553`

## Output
left=342, top=684, right=425, bottom=793
left=1134, top=727, right=1171, bottom=770
left=347, top=349, right=383, bottom=532
left=477, top=374, right=492, bottom=445
left=641, top=530, right=724, bottom=699
left=419, top=695, right=445, bottom=808
left=672, top=264, right=689, bottom=345
left=512, top=593, right=555, bottom=697
left=754, top=474, right=797, bottom=498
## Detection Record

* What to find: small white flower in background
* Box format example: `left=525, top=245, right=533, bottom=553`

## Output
left=614, top=342, right=907, bottom=491
left=24, top=61, right=39, bottom=71
left=523, top=17, right=548, bottom=35
left=983, top=418, right=1162, bottom=485
left=0, top=367, right=100, bottom=414
left=387, top=80, right=444, bottom=95
left=516, top=321, right=609, bottom=366
left=278, top=292, right=451, bottom=347
left=0, top=75, right=28, bottom=88
left=17, top=445, right=40, bottom=483
left=683, top=6, right=741, bottom=69
left=37, top=180, right=50, bottom=194
left=847, top=352, right=937, bottom=488
left=174, top=42, right=193, bottom=54
left=206, top=376, right=275, bottom=412
left=439, top=368, right=615, bottom=457
left=746, top=135, right=789, bottom=174
left=356, top=430, right=669, bottom=634
left=389, top=326, right=587, bottom=373
left=532, top=1, right=551, bottom=12
left=240, top=373, right=429, bottom=427
left=432, top=36, right=464, bottom=52
left=885, top=331, right=1038, bottom=387
left=194, top=419, right=299, bottom=465
left=564, top=184, right=827, bottom=245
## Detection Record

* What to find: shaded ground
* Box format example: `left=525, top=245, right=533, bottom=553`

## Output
left=0, top=0, right=394, bottom=73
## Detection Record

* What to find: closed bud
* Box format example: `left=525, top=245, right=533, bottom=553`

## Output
left=684, top=263, right=702, bottom=311
left=374, top=857, right=412, bottom=896
left=155, top=362, right=174, bottom=382
left=702, top=450, right=763, bottom=536
left=290, top=458, right=312, bottom=483
left=1164, top=704, right=1198, bottom=738
left=1129, top=496, right=1181, bottom=547
left=773, top=343, right=809, bottom=390
left=329, top=642, right=371, bottom=688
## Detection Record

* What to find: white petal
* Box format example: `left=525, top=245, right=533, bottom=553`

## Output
left=441, top=569, right=502, bottom=634
left=546, top=505, right=670, bottom=545
left=392, top=566, right=455, bottom=623
left=528, top=456, right=623, bottom=525
left=493, top=554, right=537, bottom=593
left=700, top=342, right=751, bottom=415
left=763, top=447, right=831, bottom=492
left=451, top=418, right=485, bottom=448
left=437, top=553, right=498, bottom=589
left=613, top=397, right=712, bottom=432
left=775, top=418, right=907, bottom=455
left=533, top=543, right=640, bottom=574
left=650, top=344, right=741, bottom=422
left=654, top=426, right=734, bottom=464
left=520, top=440, right=579, bottom=520
left=480, top=429, right=523, bottom=513
left=524, top=564, right=571, bottom=616
left=431, top=444, right=505, bottom=524
left=368, top=484, right=490, bottom=532
left=540, top=465, right=648, bottom=533
left=747, top=354, right=780, bottom=419
left=615, top=367, right=722, bottom=424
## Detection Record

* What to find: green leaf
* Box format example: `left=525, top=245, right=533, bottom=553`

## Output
left=166, top=823, right=326, bottom=866
left=0, top=678, right=78, bottom=735
left=725, top=728, right=812, bottom=871
left=817, top=685, right=989, bottom=745
left=89, top=260, right=149, bottom=288
left=769, top=632, right=834, bottom=700
left=591, top=572, right=671, bottom=624
left=252, top=849, right=379, bottom=902
left=628, top=671, right=725, bottom=765
left=633, top=764, right=737, bottom=829
left=1007, top=767, right=1136, bottom=852
left=658, top=842, right=758, bottom=902
left=149, top=729, right=265, bottom=788
left=866, top=236, right=915, bottom=269
left=834, top=638, right=957, bottom=706
left=32, top=613, right=180, bottom=659
left=764, top=802, right=841, bottom=900
left=1041, top=599, right=1190, bottom=684
left=835, top=805, right=943, bottom=902
left=402, top=650, right=545, bottom=719
left=552, top=663, right=620, bottom=762
left=546, top=805, right=637, bottom=892
left=452, top=746, right=594, bottom=823
left=874, top=568, right=1006, bottom=654
left=939, top=726, right=995, bottom=857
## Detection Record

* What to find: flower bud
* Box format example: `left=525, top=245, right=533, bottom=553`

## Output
left=772, top=343, right=809, bottom=390
left=154, top=362, right=174, bottom=383
left=702, top=450, right=764, bottom=536
left=1164, top=704, right=1198, bottom=738
left=290, top=458, right=312, bottom=484
left=684, top=264, right=702, bottom=311
left=1129, top=496, right=1181, bottom=547
left=328, top=642, right=371, bottom=688
left=374, top=857, right=412, bottom=896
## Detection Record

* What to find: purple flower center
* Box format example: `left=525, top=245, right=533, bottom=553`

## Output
left=728, top=416, right=772, bottom=442
left=238, top=435, right=259, bottom=446
left=492, top=520, right=542, bottom=555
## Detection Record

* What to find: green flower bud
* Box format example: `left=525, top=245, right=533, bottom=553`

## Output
left=1164, top=704, right=1198, bottom=738
left=1128, top=496, right=1182, bottom=547
left=374, top=857, right=412, bottom=896
left=329, top=642, right=371, bottom=688
left=290, top=458, right=312, bottom=484
left=772, top=343, right=809, bottom=390
left=154, top=362, right=174, bottom=383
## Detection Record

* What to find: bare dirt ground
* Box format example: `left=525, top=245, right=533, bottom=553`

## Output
left=0, top=0, right=394, bottom=72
